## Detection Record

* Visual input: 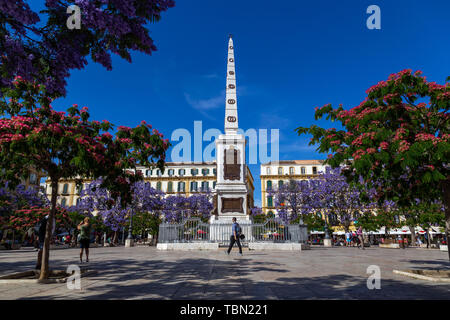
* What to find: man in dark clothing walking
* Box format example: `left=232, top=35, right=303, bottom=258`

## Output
left=227, top=217, right=242, bottom=255
left=35, top=215, right=55, bottom=270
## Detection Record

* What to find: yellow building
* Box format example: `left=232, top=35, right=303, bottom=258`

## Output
left=260, top=160, right=329, bottom=215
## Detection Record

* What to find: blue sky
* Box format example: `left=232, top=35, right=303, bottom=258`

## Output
left=48, top=0, right=449, bottom=206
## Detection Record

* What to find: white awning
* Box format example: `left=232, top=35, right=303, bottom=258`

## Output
left=366, top=226, right=444, bottom=235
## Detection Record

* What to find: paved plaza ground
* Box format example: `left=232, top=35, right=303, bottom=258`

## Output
left=0, top=246, right=449, bottom=300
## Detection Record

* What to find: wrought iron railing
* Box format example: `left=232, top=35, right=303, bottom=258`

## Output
left=158, top=218, right=308, bottom=244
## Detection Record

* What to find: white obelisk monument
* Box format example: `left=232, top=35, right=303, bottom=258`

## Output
left=210, top=35, right=251, bottom=241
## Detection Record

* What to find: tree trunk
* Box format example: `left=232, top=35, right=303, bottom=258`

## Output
left=113, top=231, right=118, bottom=244
left=39, top=178, right=58, bottom=281
left=409, top=226, right=416, bottom=247
left=442, top=178, right=450, bottom=261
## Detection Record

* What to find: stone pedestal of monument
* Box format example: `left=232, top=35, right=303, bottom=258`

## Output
left=323, top=238, right=332, bottom=247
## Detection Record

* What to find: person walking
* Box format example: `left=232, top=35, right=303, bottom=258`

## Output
left=416, top=234, right=422, bottom=246
left=35, top=214, right=55, bottom=269
left=357, top=226, right=365, bottom=250
left=351, top=231, right=356, bottom=247
left=345, top=231, right=351, bottom=247
left=227, top=217, right=242, bottom=256
left=77, top=217, right=91, bottom=263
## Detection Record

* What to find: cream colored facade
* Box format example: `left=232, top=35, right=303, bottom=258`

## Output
left=260, top=160, right=329, bottom=215
left=45, top=161, right=255, bottom=210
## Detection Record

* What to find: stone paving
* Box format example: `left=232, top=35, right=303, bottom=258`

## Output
left=0, top=246, right=449, bottom=300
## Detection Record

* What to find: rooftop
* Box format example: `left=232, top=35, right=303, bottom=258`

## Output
left=261, top=160, right=325, bottom=166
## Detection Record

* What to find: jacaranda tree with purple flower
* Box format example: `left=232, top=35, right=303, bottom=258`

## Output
left=0, top=0, right=175, bottom=100
left=268, top=180, right=313, bottom=224
left=309, top=168, right=374, bottom=233
left=161, top=193, right=213, bottom=223
left=73, top=179, right=165, bottom=243
left=0, top=183, right=49, bottom=236
left=0, top=183, right=49, bottom=216
left=269, top=168, right=372, bottom=233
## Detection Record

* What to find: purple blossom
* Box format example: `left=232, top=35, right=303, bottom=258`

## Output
left=270, top=168, right=373, bottom=228
left=161, top=192, right=213, bottom=222
left=0, top=183, right=49, bottom=216
left=71, top=179, right=165, bottom=231
left=1, top=0, right=175, bottom=97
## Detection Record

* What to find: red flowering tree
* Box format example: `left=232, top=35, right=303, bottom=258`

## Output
left=296, top=70, right=450, bottom=259
left=9, top=206, right=72, bottom=235
left=0, top=79, right=170, bottom=279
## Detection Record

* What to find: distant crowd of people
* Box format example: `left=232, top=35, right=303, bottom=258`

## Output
left=312, top=230, right=447, bottom=249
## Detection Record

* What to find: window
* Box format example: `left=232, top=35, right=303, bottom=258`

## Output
left=289, top=167, right=295, bottom=174
left=278, top=167, right=283, bottom=175
left=266, top=167, right=271, bottom=175
left=156, top=181, right=162, bottom=191
left=312, top=167, right=317, bottom=175
left=278, top=180, right=284, bottom=188
left=168, top=182, right=173, bottom=193
left=145, top=169, right=150, bottom=177
left=61, top=198, right=67, bottom=207
left=213, top=168, right=217, bottom=175
left=156, top=169, right=162, bottom=177
left=191, top=168, right=198, bottom=176
left=266, top=180, right=272, bottom=190
left=178, top=182, right=185, bottom=192
left=29, top=173, right=37, bottom=184
left=329, top=214, right=338, bottom=226
left=190, top=181, right=198, bottom=192
left=62, top=183, right=69, bottom=194
left=201, top=181, right=209, bottom=192
left=76, top=184, right=83, bottom=194
left=301, top=167, right=306, bottom=175
left=267, top=196, right=273, bottom=207
left=202, top=168, right=210, bottom=176
left=168, top=169, right=174, bottom=176
left=76, top=198, right=81, bottom=206
left=213, top=181, right=217, bottom=189
left=179, top=169, right=185, bottom=176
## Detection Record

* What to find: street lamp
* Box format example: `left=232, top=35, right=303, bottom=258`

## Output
left=324, top=219, right=330, bottom=239
left=127, top=211, right=133, bottom=240
left=125, top=210, right=134, bottom=247
left=322, top=214, right=332, bottom=247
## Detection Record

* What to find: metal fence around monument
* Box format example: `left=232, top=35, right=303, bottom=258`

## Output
left=158, top=218, right=308, bottom=244
left=252, top=219, right=307, bottom=243
left=158, top=218, right=210, bottom=243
